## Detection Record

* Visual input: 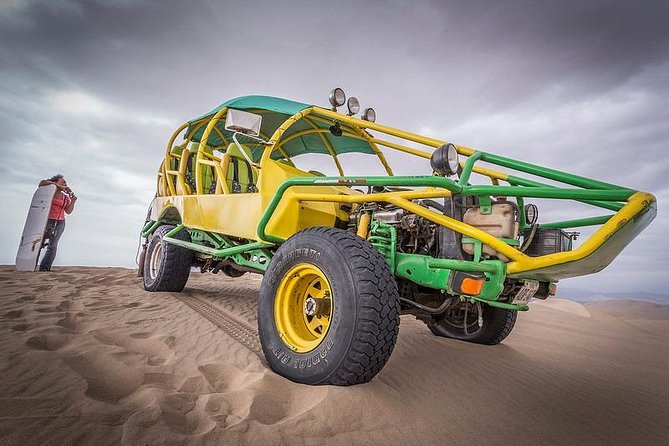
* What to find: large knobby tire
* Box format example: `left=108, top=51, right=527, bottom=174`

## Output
left=428, top=301, right=517, bottom=345
left=143, top=225, right=193, bottom=292
left=258, top=227, right=400, bottom=386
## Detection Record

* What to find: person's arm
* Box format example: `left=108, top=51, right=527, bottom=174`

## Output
left=39, top=179, right=66, bottom=190
left=65, top=194, right=77, bottom=214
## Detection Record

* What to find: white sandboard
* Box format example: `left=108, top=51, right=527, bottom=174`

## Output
left=16, top=184, right=57, bottom=271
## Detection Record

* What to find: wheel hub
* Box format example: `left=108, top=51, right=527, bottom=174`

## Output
left=274, top=263, right=334, bottom=353
left=304, top=297, right=317, bottom=316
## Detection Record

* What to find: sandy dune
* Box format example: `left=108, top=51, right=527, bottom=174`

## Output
left=0, top=266, right=667, bottom=445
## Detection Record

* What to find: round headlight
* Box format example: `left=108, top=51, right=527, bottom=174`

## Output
left=329, top=88, right=346, bottom=108
left=524, top=204, right=538, bottom=225
left=347, top=97, right=360, bottom=115
left=361, top=107, right=376, bottom=122
left=430, top=143, right=459, bottom=176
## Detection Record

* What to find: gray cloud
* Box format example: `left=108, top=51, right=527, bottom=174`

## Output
left=1, top=0, right=667, bottom=293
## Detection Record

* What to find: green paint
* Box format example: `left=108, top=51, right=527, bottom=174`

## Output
left=368, top=219, right=397, bottom=273
left=506, top=175, right=624, bottom=212
left=470, top=298, right=529, bottom=311
left=395, top=253, right=506, bottom=301
left=141, top=220, right=161, bottom=237
left=478, top=151, right=632, bottom=192
left=458, top=151, right=483, bottom=185
left=541, top=215, right=612, bottom=229
left=162, top=224, right=274, bottom=272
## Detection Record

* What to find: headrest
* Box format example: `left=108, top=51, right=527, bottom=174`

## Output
left=171, top=145, right=185, bottom=155
left=226, top=143, right=254, bottom=161
left=188, top=142, right=213, bottom=154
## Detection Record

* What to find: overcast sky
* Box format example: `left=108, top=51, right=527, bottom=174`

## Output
left=1, top=0, right=667, bottom=295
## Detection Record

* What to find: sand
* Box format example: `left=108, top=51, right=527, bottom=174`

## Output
left=0, top=266, right=667, bottom=445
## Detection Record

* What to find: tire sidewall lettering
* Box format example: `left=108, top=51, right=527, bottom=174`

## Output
left=259, top=233, right=357, bottom=384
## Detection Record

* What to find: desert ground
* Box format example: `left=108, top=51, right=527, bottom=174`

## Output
left=0, top=266, right=667, bottom=445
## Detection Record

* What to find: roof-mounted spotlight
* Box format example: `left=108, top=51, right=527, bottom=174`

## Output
left=524, top=203, right=539, bottom=225
left=361, top=107, right=376, bottom=123
left=329, top=120, right=343, bottom=137
left=346, top=97, right=360, bottom=116
left=329, top=88, right=346, bottom=111
left=430, top=143, right=460, bottom=176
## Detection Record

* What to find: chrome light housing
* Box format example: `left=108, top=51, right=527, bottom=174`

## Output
left=430, top=143, right=459, bottom=176
left=347, top=97, right=360, bottom=115
left=361, top=107, right=376, bottom=122
left=329, top=88, right=346, bottom=109
left=525, top=203, right=538, bottom=225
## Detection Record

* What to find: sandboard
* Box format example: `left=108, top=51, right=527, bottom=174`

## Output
left=16, top=184, right=57, bottom=271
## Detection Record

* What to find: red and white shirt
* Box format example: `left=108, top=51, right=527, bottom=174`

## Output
left=49, top=192, right=71, bottom=221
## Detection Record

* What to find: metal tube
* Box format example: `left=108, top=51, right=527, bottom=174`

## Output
left=541, top=215, right=613, bottom=229
left=400, top=297, right=455, bottom=314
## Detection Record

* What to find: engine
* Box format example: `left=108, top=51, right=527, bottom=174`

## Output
left=353, top=201, right=441, bottom=257
left=352, top=198, right=523, bottom=261
left=352, top=196, right=575, bottom=263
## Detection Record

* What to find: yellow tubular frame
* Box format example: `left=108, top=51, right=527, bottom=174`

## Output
left=302, top=117, right=345, bottom=175
left=153, top=99, right=655, bottom=279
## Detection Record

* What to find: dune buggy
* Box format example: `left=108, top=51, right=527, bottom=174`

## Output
left=139, top=89, right=656, bottom=385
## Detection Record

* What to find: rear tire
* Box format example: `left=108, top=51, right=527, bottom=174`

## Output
left=258, top=227, right=400, bottom=386
left=143, top=225, right=192, bottom=292
left=428, top=302, right=517, bottom=345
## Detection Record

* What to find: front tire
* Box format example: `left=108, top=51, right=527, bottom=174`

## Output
left=143, top=225, right=192, bottom=292
left=258, top=227, right=400, bottom=386
left=428, top=301, right=517, bottom=345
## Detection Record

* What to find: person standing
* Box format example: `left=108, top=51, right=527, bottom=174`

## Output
left=38, top=174, right=77, bottom=271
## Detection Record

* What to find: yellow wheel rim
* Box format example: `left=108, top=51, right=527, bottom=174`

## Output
left=274, top=263, right=334, bottom=353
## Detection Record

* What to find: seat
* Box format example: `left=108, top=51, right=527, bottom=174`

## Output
left=181, top=143, right=217, bottom=194
left=222, top=143, right=258, bottom=193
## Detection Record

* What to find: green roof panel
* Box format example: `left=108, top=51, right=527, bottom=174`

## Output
left=186, top=95, right=376, bottom=161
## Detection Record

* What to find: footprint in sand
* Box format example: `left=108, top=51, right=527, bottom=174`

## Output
left=156, top=393, right=217, bottom=435
left=57, top=312, right=89, bottom=331
left=11, top=323, right=31, bottom=332
left=129, top=332, right=152, bottom=339
left=57, top=300, right=84, bottom=312
left=25, top=332, right=72, bottom=351
left=204, top=394, right=238, bottom=427
left=92, top=329, right=176, bottom=366
left=63, top=351, right=145, bottom=403
left=198, top=364, right=263, bottom=393
left=16, top=295, right=35, bottom=302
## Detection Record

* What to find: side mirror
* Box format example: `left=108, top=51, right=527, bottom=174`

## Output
left=225, top=109, right=262, bottom=137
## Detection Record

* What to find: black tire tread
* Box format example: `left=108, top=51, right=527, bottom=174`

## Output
left=260, top=227, right=400, bottom=386
left=429, top=304, right=517, bottom=345
left=306, top=227, right=399, bottom=386
left=485, top=309, right=517, bottom=345
left=143, top=225, right=192, bottom=292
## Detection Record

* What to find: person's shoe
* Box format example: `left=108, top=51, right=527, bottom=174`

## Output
left=38, top=267, right=49, bottom=272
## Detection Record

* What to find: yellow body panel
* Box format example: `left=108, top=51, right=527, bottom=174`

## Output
left=260, top=160, right=353, bottom=241
left=153, top=157, right=354, bottom=241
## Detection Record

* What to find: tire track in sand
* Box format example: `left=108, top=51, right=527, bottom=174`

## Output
left=175, top=294, right=262, bottom=357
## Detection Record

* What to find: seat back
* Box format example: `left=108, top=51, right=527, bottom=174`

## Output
left=224, top=143, right=258, bottom=193
left=182, top=142, right=217, bottom=194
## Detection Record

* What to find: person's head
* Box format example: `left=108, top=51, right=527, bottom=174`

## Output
left=49, top=174, right=67, bottom=187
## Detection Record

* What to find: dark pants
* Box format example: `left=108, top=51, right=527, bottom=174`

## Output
left=39, top=219, right=65, bottom=271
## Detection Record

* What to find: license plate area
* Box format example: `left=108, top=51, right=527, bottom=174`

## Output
left=511, top=280, right=540, bottom=305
